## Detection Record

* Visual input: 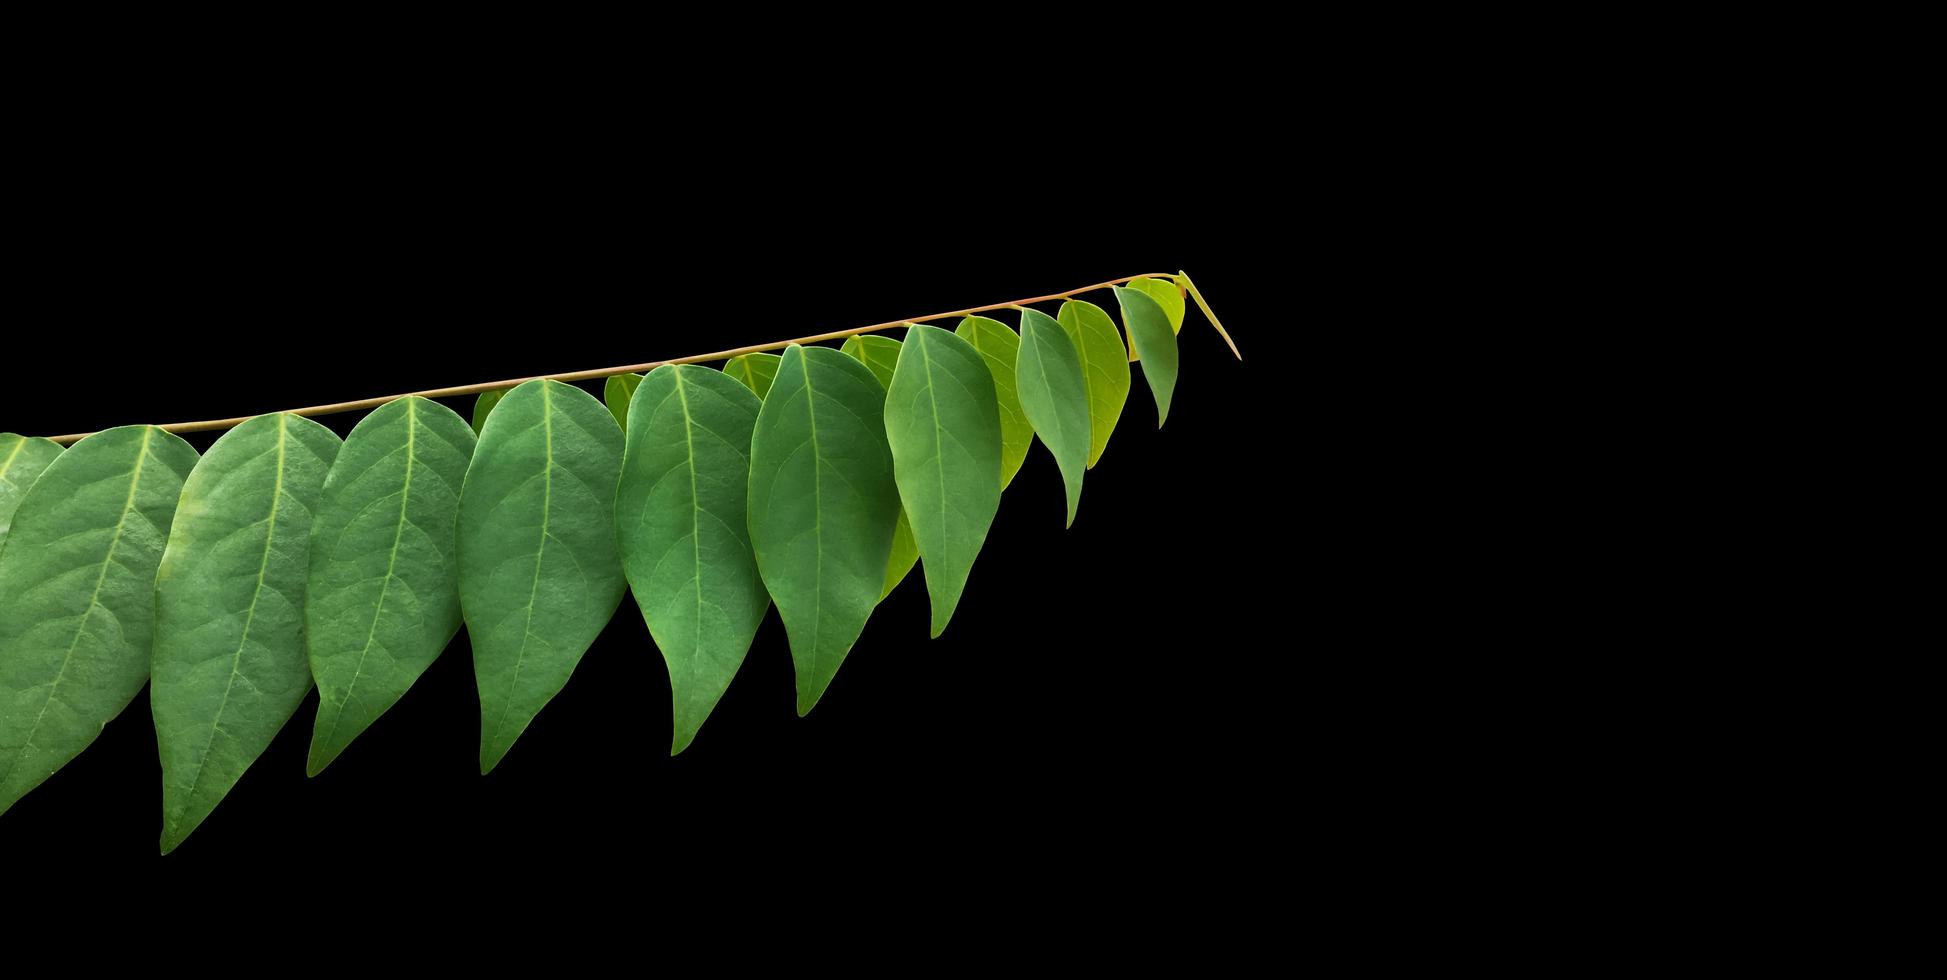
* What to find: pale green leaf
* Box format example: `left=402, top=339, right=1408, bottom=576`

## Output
left=1015, top=309, right=1091, bottom=528
left=840, top=335, right=902, bottom=386
left=1125, top=276, right=1186, bottom=335
left=0, top=426, right=198, bottom=817
left=843, top=335, right=919, bottom=599
left=0, top=434, right=63, bottom=553
left=459, top=380, right=627, bottom=773
left=885, top=325, right=1002, bottom=636
left=1056, top=299, right=1132, bottom=469
left=722, top=352, right=783, bottom=398
left=153, top=413, right=341, bottom=853
left=1176, top=269, right=1242, bottom=359
left=748, top=345, right=900, bottom=715
left=617, top=365, right=768, bottom=755
left=1115, top=287, right=1181, bottom=426
left=604, top=373, right=645, bottom=432
left=953, top=316, right=1033, bottom=489
left=304, top=396, right=477, bottom=775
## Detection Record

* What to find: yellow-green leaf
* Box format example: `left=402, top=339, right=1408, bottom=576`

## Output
left=722, top=352, right=783, bottom=398
left=1056, top=299, right=1131, bottom=469
left=953, top=316, right=1033, bottom=490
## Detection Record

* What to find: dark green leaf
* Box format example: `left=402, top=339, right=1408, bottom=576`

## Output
left=1125, top=277, right=1186, bottom=334
left=0, top=426, right=198, bottom=817
left=748, top=345, right=900, bottom=715
left=843, top=335, right=918, bottom=599
left=0, top=434, right=63, bottom=553
left=722, top=352, right=783, bottom=398
left=885, top=325, right=1002, bottom=636
left=1014, top=309, right=1091, bottom=528
left=617, top=365, right=768, bottom=755
left=471, top=390, right=506, bottom=436
left=604, top=373, right=645, bottom=432
left=304, top=396, right=476, bottom=775
left=459, top=380, right=627, bottom=773
left=953, top=316, right=1033, bottom=489
left=153, top=413, right=341, bottom=853
left=1115, top=287, right=1180, bottom=426
left=1056, top=299, right=1132, bottom=468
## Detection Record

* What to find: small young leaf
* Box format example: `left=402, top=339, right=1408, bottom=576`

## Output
left=604, top=373, right=645, bottom=432
left=1056, top=299, right=1133, bottom=469
left=0, top=426, right=198, bottom=817
left=0, top=433, right=63, bottom=553
left=1015, top=309, right=1091, bottom=528
left=471, top=389, right=506, bottom=436
left=885, top=325, right=1003, bottom=637
left=459, top=380, right=627, bottom=774
left=748, top=345, right=900, bottom=715
left=305, top=396, right=477, bottom=776
left=1176, top=269, right=1242, bottom=359
left=1124, top=277, right=1186, bottom=335
left=842, top=334, right=918, bottom=598
left=1114, top=287, right=1181, bottom=426
left=722, top=352, right=783, bottom=398
left=153, top=413, right=341, bottom=853
left=840, top=335, right=902, bottom=385
left=617, top=365, right=768, bottom=756
left=953, top=316, right=1033, bottom=489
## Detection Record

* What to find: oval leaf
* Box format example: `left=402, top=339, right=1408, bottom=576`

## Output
left=1125, top=276, right=1186, bottom=335
left=1056, top=299, right=1132, bottom=469
left=153, top=413, right=341, bottom=852
left=886, top=325, right=1003, bottom=637
left=460, top=379, right=627, bottom=773
left=842, top=335, right=919, bottom=598
left=305, top=396, right=477, bottom=776
left=748, top=345, right=900, bottom=715
left=1176, top=269, right=1242, bottom=359
left=1115, top=287, right=1180, bottom=426
left=952, top=316, right=1033, bottom=489
left=1014, top=309, right=1091, bottom=528
left=0, top=426, right=198, bottom=817
left=0, top=433, right=63, bottom=552
left=722, top=352, right=783, bottom=398
left=617, top=366, right=769, bottom=755
left=471, top=389, right=505, bottom=436
left=604, top=373, right=645, bottom=432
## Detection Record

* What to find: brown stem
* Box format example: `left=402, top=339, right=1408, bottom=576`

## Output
left=42, top=272, right=1182, bottom=445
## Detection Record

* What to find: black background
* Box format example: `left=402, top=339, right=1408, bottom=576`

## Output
left=0, top=192, right=1292, bottom=879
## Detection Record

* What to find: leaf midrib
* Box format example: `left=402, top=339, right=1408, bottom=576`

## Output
left=318, top=399, right=417, bottom=751
left=484, top=383, right=553, bottom=752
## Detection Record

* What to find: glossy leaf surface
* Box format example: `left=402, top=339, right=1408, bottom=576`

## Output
left=1014, top=310, right=1091, bottom=528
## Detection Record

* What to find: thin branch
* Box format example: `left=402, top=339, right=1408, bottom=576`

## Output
left=41, top=272, right=1183, bottom=445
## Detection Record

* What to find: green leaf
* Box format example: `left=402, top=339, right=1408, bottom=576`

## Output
left=459, top=379, right=627, bottom=773
left=1015, top=309, right=1091, bottom=528
left=1056, top=299, right=1133, bottom=469
left=304, top=396, right=477, bottom=776
left=840, top=335, right=902, bottom=386
left=748, top=345, right=900, bottom=715
left=885, top=325, right=1003, bottom=637
left=471, top=390, right=506, bottom=436
left=1176, top=269, right=1242, bottom=359
left=0, top=434, right=63, bottom=553
left=153, top=413, right=341, bottom=853
left=881, top=513, right=918, bottom=601
left=842, top=335, right=919, bottom=599
left=722, top=352, right=783, bottom=398
left=616, top=365, right=768, bottom=756
left=0, top=426, right=198, bottom=817
left=1114, top=287, right=1181, bottom=427
left=604, top=373, right=645, bottom=432
left=1125, top=277, right=1186, bottom=335
left=953, top=316, right=1033, bottom=489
